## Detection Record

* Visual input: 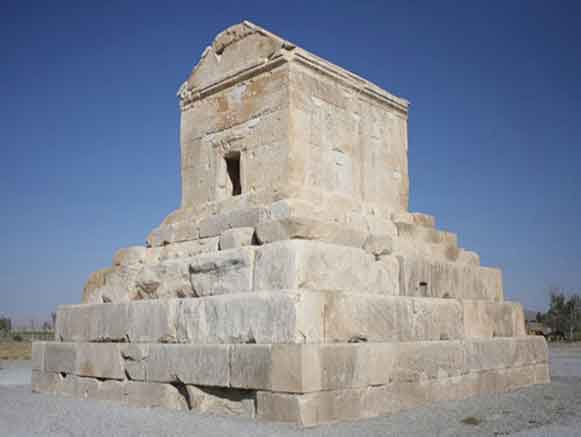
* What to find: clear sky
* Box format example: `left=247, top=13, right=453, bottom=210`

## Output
left=1, top=1, right=580, bottom=322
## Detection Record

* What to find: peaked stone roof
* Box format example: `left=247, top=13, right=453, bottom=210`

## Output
left=178, top=21, right=408, bottom=113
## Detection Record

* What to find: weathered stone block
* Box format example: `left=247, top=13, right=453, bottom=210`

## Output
left=129, top=344, right=230, bottom=386
left=128, top=299, right=179, bottom=343
left=324, top=294, right=464, bottom=342
left=113, top=246, right=147, bottom=267
left=31, top=369, right=61, bottom=393
left=75, top=343, right=124, bottom=380
left=176, top=291, right=325, bottom=344
left=199, top=208, right=269, bottom=238
left=31, top=342, right=45, bottom=371
left=147, top=220, right=199, bottom=247
left=120, top=344, right=149, bottom=381
left=363, top=234, right=394, bottom=257
left=146, top=237, right=219, bottom=263
left=186, top=386, right=256, bottom=417
left=254, top=240, right=398, bottom=294
left=255, top=217, right=367, bottom=248
left=188, top=247, right=255, bottom=297
left=232, top=338, right=547, bottom=394
left=56, top=292, right=326, bottom=345
left=255, top=343, right=395, bottom=392
left=462, top=300, right=526, bottom=338
left=124, top=381, right=189, bottom=410
left=133, top=261, right=192, bottom=300
left=398, top=255, right=503, bottom=301
left=457, top=249, right=480, bottom=265
left=44, top=343, right=76, bottom=374
left=256, top=363, right=546, bottom=426
left=56, top=303, right=129, bottom=342
left=219, top=227, right=255, bottom=249
left=465, top=336, right=549, bottom=371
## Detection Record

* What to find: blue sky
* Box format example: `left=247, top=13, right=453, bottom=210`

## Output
left=1, top=1, right=580, bottom=322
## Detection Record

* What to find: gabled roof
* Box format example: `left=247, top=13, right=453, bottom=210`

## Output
left=178, top=21, right=408, bottom=113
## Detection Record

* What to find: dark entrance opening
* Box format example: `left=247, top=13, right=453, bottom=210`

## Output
left=225, top=152, right=241, bottom=196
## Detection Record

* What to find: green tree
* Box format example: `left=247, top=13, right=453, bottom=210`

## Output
left=0, top=316, right=12, bottom=332
left=545, top=289, right=581, bottom=340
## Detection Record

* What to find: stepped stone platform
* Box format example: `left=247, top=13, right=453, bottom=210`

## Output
left=33, top=21, right=549, bottom=426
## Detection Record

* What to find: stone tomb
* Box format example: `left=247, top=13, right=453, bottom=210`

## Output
left=32, top=21, right=549, bottom=426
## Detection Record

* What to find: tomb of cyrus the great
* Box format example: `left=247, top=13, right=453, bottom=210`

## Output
left=32, top=21, right=549, bottom=426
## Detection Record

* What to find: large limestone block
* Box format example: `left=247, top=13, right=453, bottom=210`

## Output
left=31, top=370, right=75, bottom=395
left=113, top=246, right=147, bottom=267
left=462, top=300, right=527, bottom=338
left=395, top=222, right=457, bottom=246
left=82, top=265, right=139, bottom=304
left=232, top=337, right=548, bottom=394
left=188, top=247, right=255, bottom=297
left=465, top=336, right=549, bottom=372
left=186, top=386, right=256, bottom=417
left=133, top=261, right=193, bottom=300
left=146, top=220, right=198, bottom=247
left=324, top=294, right=464, bottom=342
left=57, top=292, right=325, bottom=344
left=231, top=343, right=395, bottom=393
left=57, top=299, right=177, bottom=343
left=75, top=343, right=124, bottom=380
left=119, top=344, right=149, bottom=380
left=31, top=370, right=57, bottom=393
left=398, top=255, right=503, bottom=301
left=82, top=267, right=114, bottom=303
left=199, top=207, right=269, bottom=238
left=390, top=341, right=466, bottom=383
left=85, top=245, right=252, bottom=302
left=124, top=381, right=189, bottom=410
left=254, top=241, right=399, bottom=295
left=176, top=291, right=325, bottom=344
left=122, top=344, right=230, bottom=386
left=128, top=299, right=180, bottom=343
left=151, top=237, right=220, bottom=262
left=219, top=227, right=255, bottom=249
left=31, top=342, right=45, bottom=371
left=44, top=343, right=76, bottom=374
left=256, top=363, right=545, bottom=426
left=255, top=217, right=367, bottom=248
left=56, top=303, right=129, bottom=342
left=457, top=249, right=480, bottom=265
left=363, top=234, right=394, bottom=257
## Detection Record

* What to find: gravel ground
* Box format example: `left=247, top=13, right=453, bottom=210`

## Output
left=1, top=343, right=580, bottom=437
left=0, top=360, right=31, bottom=385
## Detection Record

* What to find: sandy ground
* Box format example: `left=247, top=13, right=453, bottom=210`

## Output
left=0, top=342, right=580, bottom=436
left=0, top=342, right=32, bottom=360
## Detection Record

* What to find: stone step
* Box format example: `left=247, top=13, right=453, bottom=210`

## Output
left=84, top=240, right=497, bottom=304
left=56, top=293, right=526, bottom=345
left=32, top=336, right=547, bottom=394
left=31, top=371, right=256, bottom=417
left=32, top=336, right=549, bottom=425
left=397, top=254, right=503, bottom=301
left=395, top=221, right=458, bottom=246
left=393, top=211, right=436, bottom=228
left=257, top=363, right=550, bottom=426
left=84, top=241, right=401, bottom=304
